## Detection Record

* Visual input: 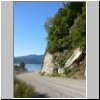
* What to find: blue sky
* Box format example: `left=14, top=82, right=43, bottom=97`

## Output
left=14, top=2, right=63, bottom=57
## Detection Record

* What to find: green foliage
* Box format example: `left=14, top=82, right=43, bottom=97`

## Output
left=14, top=77, right=36, bottom=98
left=45, top=2, right=86, bottom=53
left=14, top=62, right=27, bottom=74
left=19, top=62, right=25, bottom=69
left=69, top=14, right=86, bottom=48
left=64, top=67, right=71, bottom=74
left=54, top=55, right=68, bottom=68
left=14, top=65, right=19, bottom=71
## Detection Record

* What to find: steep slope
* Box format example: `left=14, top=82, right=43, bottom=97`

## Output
left=41, top=2, right=86, bottom=79
left=41, top=48, right=86, bottom=79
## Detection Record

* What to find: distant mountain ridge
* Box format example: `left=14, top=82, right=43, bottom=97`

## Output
left=14, top=54, right=44, bottom=64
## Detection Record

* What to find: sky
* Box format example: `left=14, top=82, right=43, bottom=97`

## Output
left=14, top=1, right=63, bottom=57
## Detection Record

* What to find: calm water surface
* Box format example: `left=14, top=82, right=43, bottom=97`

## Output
left=15, top=64, right=42, bottom=72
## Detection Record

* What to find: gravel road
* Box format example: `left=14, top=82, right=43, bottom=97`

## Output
left=16, top=72, right=86, bottom=98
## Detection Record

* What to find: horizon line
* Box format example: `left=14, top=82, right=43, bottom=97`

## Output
left=14, top=53, right=44, bottom=57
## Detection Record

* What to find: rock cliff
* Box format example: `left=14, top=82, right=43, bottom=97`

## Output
left=41, top=48, right=86, bottom=79
left=41, top=52, right=55, bottom=75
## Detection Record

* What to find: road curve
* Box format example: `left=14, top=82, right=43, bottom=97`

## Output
left=16, top=72, right=86, bottom=98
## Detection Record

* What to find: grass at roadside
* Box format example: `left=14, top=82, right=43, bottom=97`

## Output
left=14, top=77, right=36, bottom=98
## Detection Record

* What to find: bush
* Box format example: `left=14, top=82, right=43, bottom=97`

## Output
left=39, top=72, right=45, bottom=76
left=14, top=65, right=19, bottom=71
left=19, top=62, right=27, bottom=71
left=14, top=62, right=27, bottom=74
left=51, top=73, right=60, bottom=77
left=14, top=77, right=36, bottom=98
left=64, top=67, right=71, bottom=74
left=54, top=55, right=68, bottom=68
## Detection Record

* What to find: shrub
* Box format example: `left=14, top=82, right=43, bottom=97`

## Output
left=14, top=62, right=27, bottom=74
left=54, top=55, right=68, bottom=68
left=14, top=65, right=19, bottom=71
left=51, top=73, right=60, bottom=77
left=39, top=72, right=45, bottom=76
left=19, top=62, right=27, bottom=71
left=64, top=67, right=71, bottom=74
left=14, top=77, right=36, bottom=98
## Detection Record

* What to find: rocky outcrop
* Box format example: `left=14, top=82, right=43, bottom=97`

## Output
left=58, top=68, right=64, bottom=74
left=41, top=52, right=55, bottom=75
left=41, top=48, right=86, bottom=78
left=65, top=48, right=82, bottom=68
left=56, top=48, right=83, bottom=74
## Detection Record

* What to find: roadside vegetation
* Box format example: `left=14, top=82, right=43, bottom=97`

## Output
left=14, top=62, right=27, bottom=75
left=14, top=77, right=36, bottom=98
left=14, top=62, right=37, bottom=98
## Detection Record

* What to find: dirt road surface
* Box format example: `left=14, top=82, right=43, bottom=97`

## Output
left=16, top=72, right=86, bottom=98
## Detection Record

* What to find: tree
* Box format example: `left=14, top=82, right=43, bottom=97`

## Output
left=19, top=62, right=26, bottom=70
left=14, top=65, right=18, bottom=71
left=69, top=3, right=86, bottom=48
left=44, top=2, right=86, bottom=53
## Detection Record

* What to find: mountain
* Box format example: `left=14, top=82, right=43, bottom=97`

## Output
left=14, top=54, right=44, bottom=64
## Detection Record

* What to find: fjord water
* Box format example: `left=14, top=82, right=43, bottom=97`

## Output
left=15, top=64, right=42, bottom=72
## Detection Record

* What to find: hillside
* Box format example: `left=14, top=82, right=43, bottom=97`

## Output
left=14, top=54, right=44, bottom=64
left=41, top=2, right=86, bottom=79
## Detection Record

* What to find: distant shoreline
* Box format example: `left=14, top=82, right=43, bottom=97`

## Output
left=14, top=63, right=42, bottom=65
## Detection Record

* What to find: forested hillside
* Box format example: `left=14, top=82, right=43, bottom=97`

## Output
left=45, top=2, right=86, bottom=53
left=41, top=2, right=86, bottom=79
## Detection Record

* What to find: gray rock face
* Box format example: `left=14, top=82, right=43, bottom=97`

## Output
left=58, top=68, right=64, bottom=74
left=64, top=48, right=82, bottom=68
left=41, top=52, right=55, bottom=75
left=42, top=48, right=86, bottom=77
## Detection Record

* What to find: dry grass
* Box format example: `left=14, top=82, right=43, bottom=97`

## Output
left=14, top=77, right=36, bottom=98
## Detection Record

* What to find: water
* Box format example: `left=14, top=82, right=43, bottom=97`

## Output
left=14, top=64, right=42, bottom=72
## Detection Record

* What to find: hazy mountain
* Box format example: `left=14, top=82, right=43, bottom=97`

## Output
left=14, top=54, right=44, bottom=64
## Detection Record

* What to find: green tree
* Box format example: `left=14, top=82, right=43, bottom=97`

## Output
left=69, top=3, right=86, bottom=48
left=14, top=65, right=18, bottom=71
left=19, top=62, right=27, bottom=72
left=19, top=62, right=25, bottom=69
left=45, top=2, right=86, bottom=53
